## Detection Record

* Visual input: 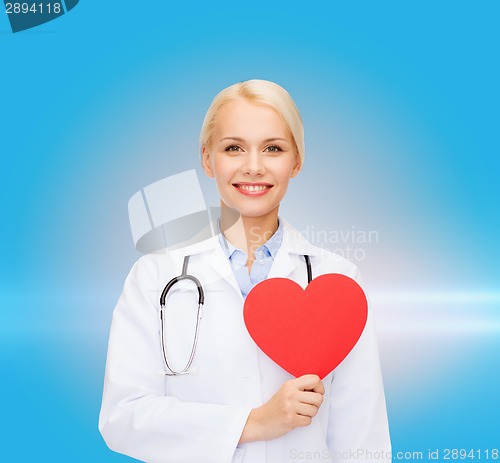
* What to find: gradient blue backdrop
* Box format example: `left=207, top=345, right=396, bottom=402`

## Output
left=1, top=1, right=499, bottom=461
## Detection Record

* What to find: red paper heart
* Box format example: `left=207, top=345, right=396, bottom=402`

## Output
left=243, top=274, right=368, bottom=379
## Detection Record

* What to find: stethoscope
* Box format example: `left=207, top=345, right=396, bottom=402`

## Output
left=159, top=254, right=312, bottom=376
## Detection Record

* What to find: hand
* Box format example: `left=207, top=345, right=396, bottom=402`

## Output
left=239, top=374, right=324, bottom=443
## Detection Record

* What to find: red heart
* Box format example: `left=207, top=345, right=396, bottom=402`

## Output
left=243, top=274, right=368, bottom=379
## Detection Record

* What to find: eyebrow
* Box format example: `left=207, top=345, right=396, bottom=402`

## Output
left=219, top=137, right=289, bottom=143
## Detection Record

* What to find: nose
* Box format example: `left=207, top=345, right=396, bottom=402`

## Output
left=242, top=150, right=266, bottom=176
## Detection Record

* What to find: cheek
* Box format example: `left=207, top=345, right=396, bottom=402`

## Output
left=274, top=161, right=297, bottom=182
left=213, top=157, right=235, bottom=183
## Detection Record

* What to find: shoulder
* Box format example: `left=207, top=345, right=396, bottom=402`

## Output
left=121, top=252, right=166, bottom=291
left=281, top=218, right=360, bottom=281
left=127, top=234, right=222, bottom=280
left=310, top=246, right=360, bottom=282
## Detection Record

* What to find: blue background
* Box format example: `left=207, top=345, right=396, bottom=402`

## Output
left=1, top=1, right=499, bottom=461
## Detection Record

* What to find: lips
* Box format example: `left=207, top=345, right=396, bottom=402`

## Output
left=233, top=182, right=273, bottom=197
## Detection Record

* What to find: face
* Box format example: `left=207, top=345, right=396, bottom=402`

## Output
left=202, top=98, right=300, bottom=220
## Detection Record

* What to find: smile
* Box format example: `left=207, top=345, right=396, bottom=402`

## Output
left=233, top=183, right=273, bottom=197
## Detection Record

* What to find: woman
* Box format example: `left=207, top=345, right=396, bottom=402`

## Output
left=99, top=80, right=391, bottom=463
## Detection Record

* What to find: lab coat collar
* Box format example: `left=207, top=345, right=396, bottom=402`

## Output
left=267, top=218, right=320, bottom=281
left=168, top=218, right=320, bottom=298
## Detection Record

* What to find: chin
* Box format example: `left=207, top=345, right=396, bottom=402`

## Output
left=232, top=203, right=279, bottom=220
left=220, top=192, right=282, bottom=219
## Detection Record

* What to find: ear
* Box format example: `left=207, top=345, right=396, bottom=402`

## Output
left=290, top=152, right=301, bottom=178
left=201, top=145, right=215, bottom=178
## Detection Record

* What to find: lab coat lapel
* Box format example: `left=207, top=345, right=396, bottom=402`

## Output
left=204, top=242, right=243, bottom=298
left=267, top=245, right=297, bottom=280
left=169, top=236, right=243, bottom=299
left=267, top=219, right=319, bottom=280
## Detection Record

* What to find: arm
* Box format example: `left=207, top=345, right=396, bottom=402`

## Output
left=98, top=257, right=251, bottom=463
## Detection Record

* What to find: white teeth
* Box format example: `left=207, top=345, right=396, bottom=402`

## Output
left=238, top=185, right=268, bottom=191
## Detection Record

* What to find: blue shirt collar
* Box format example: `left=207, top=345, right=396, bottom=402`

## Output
left=218, top=218, right=284, bottom=260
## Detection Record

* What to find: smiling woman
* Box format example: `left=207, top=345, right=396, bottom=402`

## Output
left=202, top=96, right=301, bottom=264
left=98, top=79, right=391, bottom=463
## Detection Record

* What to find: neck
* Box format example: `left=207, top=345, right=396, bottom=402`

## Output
left=220, top=202, right=279, bottom=257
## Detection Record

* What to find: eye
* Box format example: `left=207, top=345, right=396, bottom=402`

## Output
left=225, top=145, right=242, bottom=152
left=265, top=145, right=283, bottom=153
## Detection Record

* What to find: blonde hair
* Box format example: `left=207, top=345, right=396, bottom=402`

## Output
left=199, top=79, right=305, bottom=169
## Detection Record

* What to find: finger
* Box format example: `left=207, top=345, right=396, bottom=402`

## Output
left=295, top=414, right=313, bottom=428
left=295, top=374, right=322, bottom=391
left=296, top=402, right=320, bottom=418
left=311, top=380, right=325, bottom=395
left=298, top=391, right=324, bottom=408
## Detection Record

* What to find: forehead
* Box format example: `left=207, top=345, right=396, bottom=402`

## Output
left=213, top=99, right=291, bottom=138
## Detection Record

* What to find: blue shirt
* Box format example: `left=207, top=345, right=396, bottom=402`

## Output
left=218, top=219, right=284, bottom=298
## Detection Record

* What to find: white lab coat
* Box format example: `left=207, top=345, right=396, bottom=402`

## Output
left=99, top=219, right=391, bottom=463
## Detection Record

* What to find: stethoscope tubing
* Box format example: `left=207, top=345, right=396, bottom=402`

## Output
left=159, top=255, right=204, bottom=376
